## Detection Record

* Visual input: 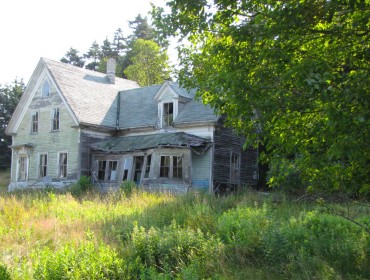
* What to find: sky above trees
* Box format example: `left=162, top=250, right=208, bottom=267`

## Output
left=0, top=0, right=171, bottom=85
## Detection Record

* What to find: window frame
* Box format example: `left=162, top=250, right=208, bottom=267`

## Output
left=162, top=102, right=174, bottom=127
left=39, top=153, right=48, bottom=178
left=230, top=152, right=241, bottom=183
left=159, top=155, right=183, bottom=179
left=42, top=80, right=50, bottom=98
left=51, top=108, right=60, bottom=131
left=17, top=154, right=28, bottom=181
left=97, top=160, right=118, bottom=181
left=58, top=152, right=68, bottom=178
left=31, top=111, right=39, bottom=134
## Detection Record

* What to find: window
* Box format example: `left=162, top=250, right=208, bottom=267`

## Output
left=58, top=153, right=68, bottom=178
left=144, top=155, right=152, bottom=178
left=42, top=80, right=50, bottom=97
left=173, top=156, right=183, bottom=179
left=160, top=156, right=170, bottom=177
left=39, top=154, right=48, bottom=178
left=163, top=102, right=173, bottom=126
left=31, top=111, right=38, bottom=133
left=160, top=155, right=183, bottom=179
left=52, top=108, right=60, bottom=131
left=97, top=160, right=118, bottom=181
left=230, top=152, right=240, bottom=183
left=18, top=155, right=28, bottom=181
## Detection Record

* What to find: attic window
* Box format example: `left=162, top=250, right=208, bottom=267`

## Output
left=42, top=80, right=50, bottom=97
left=163, top=102, right=173, bottom=127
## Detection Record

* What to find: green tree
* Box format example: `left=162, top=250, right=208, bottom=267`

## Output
left=60, top=47, right=85, bottom=67
left=0, top=79, right=24, bottom=169
left=84, top=41, right=101, bottom=71
left=153, top=0, right=370, bottom=195
left=124, top=39, right=171, bottom=86
left=97, top=38, right=115, bottom=73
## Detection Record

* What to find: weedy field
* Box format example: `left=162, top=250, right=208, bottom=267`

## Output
left=0, top=177, right=369, bottom=279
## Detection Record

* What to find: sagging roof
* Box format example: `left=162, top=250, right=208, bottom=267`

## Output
left=118, top=82, right=218, bottom=129
left=43, top=58, right=140, bottom=127
left=91, top=132, right=211, bottom=153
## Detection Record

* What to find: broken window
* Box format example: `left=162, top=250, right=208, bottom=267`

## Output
left=144, top=155, right=152, bottom=178
left=163, top=102, right=173, bottom=126
left=160, top=156, right=170, bottom=177
left=39, top=153, right=48, bottom=178
left=18, top=155, right=28, bottom=181
left=52, top=108, right=60, bottom=131
left=230, top=152, right=240, bottom=183
left=173, top=156, right=183, bottom=179
left=97, top=160, right=118, bottom=181
left=31, top=111, right=38, bottom=133
left=58, top=152, right=68, bottom=178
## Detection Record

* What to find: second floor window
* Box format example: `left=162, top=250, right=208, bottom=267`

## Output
left=31, top=111, right=38, bottom=133
left=163, top=102, right=173, bottom=127
left=52, top=108, right=60, bottom=131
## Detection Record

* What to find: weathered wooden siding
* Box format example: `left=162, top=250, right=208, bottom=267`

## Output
left=11, top=77, right=79, bottom=187
left=79, top=131, right=111, bottom=177
left=213, top=122, right=258, bottom=187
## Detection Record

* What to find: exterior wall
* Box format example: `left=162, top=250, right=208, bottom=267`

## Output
left=213, top=122, right=258, bottom=189
left=191, top=148, right=212, bottom=190
left=9, top=77, right=79, bottom=190
left=80, top=130, right=112, bottom=177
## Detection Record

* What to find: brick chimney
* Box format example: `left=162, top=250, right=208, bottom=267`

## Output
left=106, top=58, right=116, bottom=84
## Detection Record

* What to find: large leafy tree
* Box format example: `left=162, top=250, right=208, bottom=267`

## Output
left=124, top=39, right=170, bottom=86
left=0, top=80, right=24, bottom=169
left=153, top=0, right=370, bottom=195
left=60, top=47, right=85, bottom=67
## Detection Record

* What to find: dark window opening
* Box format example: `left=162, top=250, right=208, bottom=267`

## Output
left=163, top=103, right=173, bottom=126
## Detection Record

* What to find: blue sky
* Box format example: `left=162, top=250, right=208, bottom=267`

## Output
left=0, top=0, right=172, bottom=85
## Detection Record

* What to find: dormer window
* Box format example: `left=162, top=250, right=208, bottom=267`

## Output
left=42, top=80, right=50, bottom=97
left=163, top=102, right=173, bottom=126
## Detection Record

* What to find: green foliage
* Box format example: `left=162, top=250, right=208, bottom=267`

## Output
left=153, top=0, right=370, bottom=196
left=119, top=181, right=137, bottom=197
left=69, top=176, right=94, bottom=196
left=33, top=232, right=124, bottom=279
left=124, top=39, right=171, bottom=86
left=128, top=221, right=222, bottom=278
left=0, top=80, right=24, bottom=169
left=60, top=47, right=85, bottom=67
left=0, top=263, right=11, bottom=280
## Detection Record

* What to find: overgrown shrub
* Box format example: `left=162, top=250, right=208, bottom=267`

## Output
left=128, top=221, right=223, bottom=278
left=33, top=233, right=124, bottom=279
left=119, top=181, right=137, bottom=197
left=0, top=263, right=11, bottom=280
left=69, top=176, right=94, bottom=196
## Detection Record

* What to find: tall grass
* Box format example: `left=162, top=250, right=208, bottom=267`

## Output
left=0, top=169, right=10, bottom=192
left=0, top=187, right=369, bottom=279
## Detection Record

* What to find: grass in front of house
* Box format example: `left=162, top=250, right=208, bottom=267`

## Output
left=0, top=169, right=10, bottom=192
left=0, top=186, right=369, bottom=279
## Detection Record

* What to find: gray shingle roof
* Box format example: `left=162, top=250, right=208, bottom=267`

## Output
left=43, top=58, right=140, bottom=127
left=91, top=132, right=211, bottom=153
left=118, top=82, right=217, bottom=129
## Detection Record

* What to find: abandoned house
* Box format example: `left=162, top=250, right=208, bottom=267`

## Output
left=5, top=58, right=258, bottom=193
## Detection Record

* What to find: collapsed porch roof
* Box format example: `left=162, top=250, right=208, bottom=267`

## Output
left=91, top=132, right=211, bottom=153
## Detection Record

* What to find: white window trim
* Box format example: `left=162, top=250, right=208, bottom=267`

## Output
left=51, top=108, right=60, bottom=131
left=31, top=110, right=39, bottom=134
left=57, top=151, right=68, bottom=178
left=16, top=154, right=29, bottom=181
left=38, top=152, right=48, bottom=179
left=158, top=99, right=179, bottom=128
left=41, top=79, right=50, bottom=98
left=159, top=154, right=183, bottom=179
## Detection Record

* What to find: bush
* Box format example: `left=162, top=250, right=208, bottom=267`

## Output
left=0, top=264, right=11, bottom=280
left=33, top=233, right=124, bottom=279
left=128, top=221, right=223, bottom=278
left=119, top=181, right=137, bottom=197
left=69, top=176, right=94, bottom=196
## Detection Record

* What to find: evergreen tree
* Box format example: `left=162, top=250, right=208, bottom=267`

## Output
left=0, top=79, right=24, bottom=169
left=60, top=47, right=85, bottom=67
left=112, top=28, right=126, bottom=58
left=84, top=41, right=101, bottom=71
